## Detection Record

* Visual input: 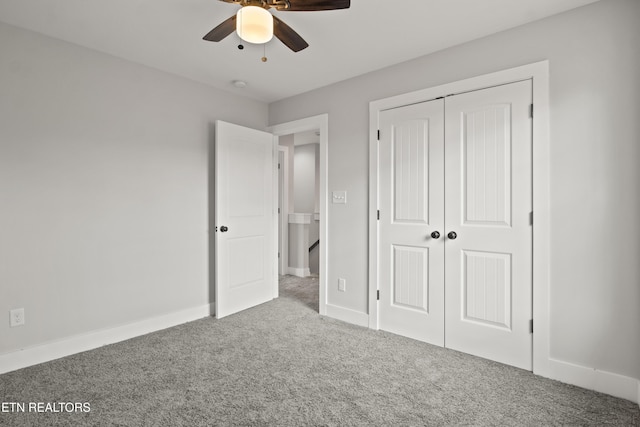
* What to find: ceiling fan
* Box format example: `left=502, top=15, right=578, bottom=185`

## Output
left=203, top=0, right=351, bottom=52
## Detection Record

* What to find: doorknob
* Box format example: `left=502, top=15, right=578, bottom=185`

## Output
left=447, top=231, right=457, bottom=240
left=220, top=226, right=229, bottom=232
left=430, top=231, right=441, bottom=239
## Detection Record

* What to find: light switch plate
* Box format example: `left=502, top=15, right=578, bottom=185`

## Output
left=332, top=191, right=347, bottom=204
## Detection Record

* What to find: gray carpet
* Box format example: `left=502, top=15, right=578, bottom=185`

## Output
left=1, top=275, right=639, bottom=426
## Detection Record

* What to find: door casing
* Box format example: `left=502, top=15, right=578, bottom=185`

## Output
left=369, top=61, right=551, bottom=377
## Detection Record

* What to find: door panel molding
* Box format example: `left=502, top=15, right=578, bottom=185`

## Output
left=369, top=61, right=551, bottom=376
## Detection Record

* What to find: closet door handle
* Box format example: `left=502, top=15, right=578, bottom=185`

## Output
left=430, top=231, right=441, bottom=239
left=447, top=231, right=457, bottom=240
left=220, top=226, right=229, bottom=232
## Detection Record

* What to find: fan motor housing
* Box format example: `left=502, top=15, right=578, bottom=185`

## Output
left=224, top=0, right=291, bottom=10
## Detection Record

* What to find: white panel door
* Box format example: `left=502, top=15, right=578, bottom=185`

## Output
left=378, top=99, right=445, bottom=345
left=444, top=80, right=533, bottom=369
left=215, top=120, right=276, bottom=319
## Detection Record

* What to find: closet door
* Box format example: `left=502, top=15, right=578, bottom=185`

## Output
left=444, top=81, right=533, bottom=369
left=378, top=99, right=445, bottom=345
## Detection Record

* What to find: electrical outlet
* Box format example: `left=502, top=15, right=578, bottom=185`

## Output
left=338, top=278, right=346, bottom=292
left=10, top=308, right=25, bottom=327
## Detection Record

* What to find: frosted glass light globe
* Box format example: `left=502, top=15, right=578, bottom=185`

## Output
left=236, top=6, right=273, bottom=44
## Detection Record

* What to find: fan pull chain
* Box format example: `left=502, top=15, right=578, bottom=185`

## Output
left=261, top=44, right=268, bottom=62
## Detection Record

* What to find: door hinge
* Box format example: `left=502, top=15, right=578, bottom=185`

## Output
left=377, top=210, right=380, bottom=220
left=278, top=163, right=281, bottom=169
left=529, top=319, right=534, bottom=333
left=377, top=130, right=380, bottom=140
left=377, top=290, right=380, bottom=300
left=529, top=104, right=534, bottom=118
left=278, top=207, right=280, bottom=214
left=529, top=211, right=533, bottom=225
left=278, top=252, right=280, bottom=258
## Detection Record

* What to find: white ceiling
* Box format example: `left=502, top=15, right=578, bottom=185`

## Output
left=0, top=0, right=599, bottom=103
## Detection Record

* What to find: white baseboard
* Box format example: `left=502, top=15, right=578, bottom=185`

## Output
left=287, top=267, right=310, bottom=277
left=325, top=304, right=369, bottom=328
left=548, top=358, right=639, bottom=404
left=0, top=303, right=213, bottom=375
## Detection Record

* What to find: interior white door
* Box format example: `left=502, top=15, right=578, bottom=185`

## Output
left=444, top=80, right=533, bottom=369
left=378, top=99, right=445, bottom=345
left=215, top=120, right=276, bottom=319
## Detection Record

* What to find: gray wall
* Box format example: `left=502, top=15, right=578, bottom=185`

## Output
left=269, top=0, right=640, bottom=380
left=0, top=22, right=267, bottom=354
left=278, top=135, right=295, bottom=213
left=293, top=143, right=318, bottom=214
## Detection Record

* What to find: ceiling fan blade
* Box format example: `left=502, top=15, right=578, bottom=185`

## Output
left=284, top=0, right=350, bottom=11
left=273, top=16, right=309, bottom=52
left=203, top=15, right=236, bottom=42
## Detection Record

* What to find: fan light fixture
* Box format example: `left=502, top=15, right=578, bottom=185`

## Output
left=236, top=6, right=273, bottom=44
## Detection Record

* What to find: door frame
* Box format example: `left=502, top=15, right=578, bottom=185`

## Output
left=368, top=61, right=551, bottom=377
left=269, top=114, right=329, bottom=316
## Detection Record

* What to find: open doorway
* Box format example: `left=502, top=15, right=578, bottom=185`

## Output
left=270, top=115, right=328, bottom=315
left=277, top=131, right=320, bottom=311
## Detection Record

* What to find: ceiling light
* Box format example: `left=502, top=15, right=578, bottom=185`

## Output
left=236, top=6, right=273, bottom=44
